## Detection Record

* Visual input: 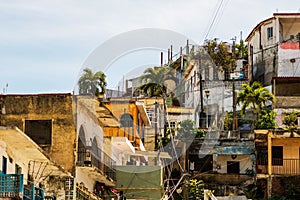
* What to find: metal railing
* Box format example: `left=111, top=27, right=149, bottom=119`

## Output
left=24, top=183, right=44, bottom=200
left=0, top=174, right=23, bottom=199
left=77, top=147, right=116, bottom=181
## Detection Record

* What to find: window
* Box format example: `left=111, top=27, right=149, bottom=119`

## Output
left=25, top=120, right=52, bottom=146
left=257, top=147, right=268, bottom=165
left=146, top=109, right=154, bottom=124
left=227, top=161, right=240, bottom=174
left=272, top=146, right=283, bottom=166
left=2, top=156, right=7, bottom=174
left=165, top=121, right=176, bottom=128
left=267, top=27, right=273, bottom=39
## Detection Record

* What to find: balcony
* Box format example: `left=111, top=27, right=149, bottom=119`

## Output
left=77, top=147, right=116, bottom=182
left=0, top=174, right=23, bottom=199
left=24, top=183, right=44, bottom=200
left=257, top=159, right=300, bottom=175
left=0, top=174, right=51, bottom=200
left=273, top=159, right=300, bottom=175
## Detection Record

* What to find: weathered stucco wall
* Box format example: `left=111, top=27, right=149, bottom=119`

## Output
left=0, top=94, right=76, bottom=173
left=215, top=154, right=253, bottom=174
left=272, top=137, right=300, bottom=159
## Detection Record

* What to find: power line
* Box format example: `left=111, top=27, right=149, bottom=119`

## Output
left=203, top=0, right=226, bottom=41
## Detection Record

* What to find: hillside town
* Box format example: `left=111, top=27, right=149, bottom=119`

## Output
left=1, top=12, right=300, bottom=200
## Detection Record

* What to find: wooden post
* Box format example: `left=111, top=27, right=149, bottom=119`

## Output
left=267, top=131, right=273, bottom=198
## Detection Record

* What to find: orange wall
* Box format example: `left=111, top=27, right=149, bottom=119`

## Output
left=103, top=101, right=143, bottom=146
left=272, top=138, right=300, bottom=159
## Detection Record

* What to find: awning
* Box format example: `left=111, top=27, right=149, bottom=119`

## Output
left=0, top=126, right=70, bottom=178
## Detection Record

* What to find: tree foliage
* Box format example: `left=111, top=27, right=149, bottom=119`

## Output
left=203, top=38, right=247, bottom=80
left=176, top=119, right=205, bottom=139
left=78, top=68, right=107, bottom=96
left=236, top=81, right=275, bottom=119
left=187, top=179, right=204, bottom=200
left=282, top=110, right=299, bottom=132
left=255, top=109, right=277, bottom=129
left=203, top=38, right=236, bottom=72
left=138, top=66, right=177, bottom=97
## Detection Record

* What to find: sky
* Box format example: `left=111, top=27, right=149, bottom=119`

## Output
left=0, top=0, right=300, bottom=94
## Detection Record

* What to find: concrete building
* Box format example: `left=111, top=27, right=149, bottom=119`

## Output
left=255, top=129, right=300, bottom=199
left=246, top=13, right=300, bottom=86
left=186, top=130, right=255, bottom=197
left=0, top=94, right=114, bottom=199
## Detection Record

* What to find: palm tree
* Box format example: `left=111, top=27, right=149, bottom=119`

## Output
left=236, top=81, right=275, bottom=126
left=138, top=66, right=177, bottom=97
left=78, top=68, right=107, bottom=96
left=138, top=66, right=177, bottom=150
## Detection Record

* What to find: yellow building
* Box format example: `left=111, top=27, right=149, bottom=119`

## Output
left=255, top=129, right=300, bottom=198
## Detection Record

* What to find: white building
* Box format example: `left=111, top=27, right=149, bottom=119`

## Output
left=246, top=13, right=300, bottom=86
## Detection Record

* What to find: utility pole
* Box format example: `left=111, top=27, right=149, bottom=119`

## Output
left=198, top=54, right=206, bottom=128
left=154, top=102, right=158, bottom=150
left=231, top=37, right=237, bottom=131
left=232, top=77, right=236, bottom=131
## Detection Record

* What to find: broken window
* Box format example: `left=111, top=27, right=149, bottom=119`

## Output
left=25, top=120, right=52, bottom=146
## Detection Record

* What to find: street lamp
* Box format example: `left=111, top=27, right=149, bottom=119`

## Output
left=205, top=90, right=210, bottom=128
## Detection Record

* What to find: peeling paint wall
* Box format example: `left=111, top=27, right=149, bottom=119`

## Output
left=215, top=154, right=253, bottom=174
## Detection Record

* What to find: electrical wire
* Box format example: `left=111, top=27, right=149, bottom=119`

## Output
left=203, top=0, right=226, bottom=41
left=208, top=0, right=230, bottom=39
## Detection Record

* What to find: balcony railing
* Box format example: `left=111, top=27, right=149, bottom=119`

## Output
left=0, top=174, right=50, bottom=200
left=77, top=147, right=116, bottom=181
left=0, top=174, right=23, bottom=199
left=24, top=183, right=44, bottom=200
left=257, top=159, right=300, bottom=175
left=272, top=159, right=300, bottom=175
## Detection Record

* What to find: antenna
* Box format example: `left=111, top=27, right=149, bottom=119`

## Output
left=3, top=83, right=8, bottom=94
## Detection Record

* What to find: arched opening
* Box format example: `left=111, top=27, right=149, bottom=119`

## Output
left=77, top=125, right=90, bottom=165
left=120, top=113, right=134, bottom=140
left=120, top=113, right=133, bottom=127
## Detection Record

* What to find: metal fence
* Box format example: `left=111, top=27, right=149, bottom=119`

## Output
left=77, top=147, right=116, bottom=181
left=24, top=183, right=44, bottom=200
left=0, top=174, right=23, bottom=199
